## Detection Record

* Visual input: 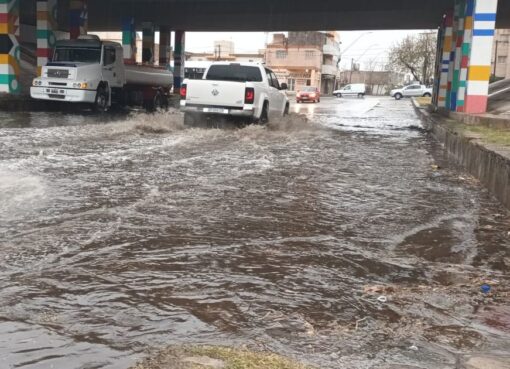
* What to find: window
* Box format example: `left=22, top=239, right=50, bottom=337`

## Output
left=53, top=47, right=101, bottom=63
left=305, top=50, right=315, bottom=59
left=206, top=64, right=263, bottom=82
left=276, top=50, right=288, bottom=59
left=103, top=47, right=116, bottom=65
left=287, top=78, right=295, bottom=91
left=498, top=56, right=507, bottom=64
left=270, top=71, right=280, bottom=89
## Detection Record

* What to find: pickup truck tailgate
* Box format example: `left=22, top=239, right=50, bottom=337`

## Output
left=186, top=80, right=246, bottom=107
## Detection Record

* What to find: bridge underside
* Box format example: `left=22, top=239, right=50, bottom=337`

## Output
left=88, top=0, right=510, bottom=31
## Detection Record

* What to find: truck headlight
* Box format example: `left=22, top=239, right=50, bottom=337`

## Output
left=33, top=80, right=42, bottom=86
left=73, top=83, right=88, bottom=89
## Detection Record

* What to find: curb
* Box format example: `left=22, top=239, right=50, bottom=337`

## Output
left=412, top=99, right=510, bottom=209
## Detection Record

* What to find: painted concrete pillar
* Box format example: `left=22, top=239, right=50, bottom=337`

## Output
left=446, top=1, right=462, bottom=109
left=464, top=0, right=498, bottom=114
left=0, top=0, right=20, bottom=94
left=455, top=0, right=475, bottom=112
left=36, top=0, right=58, bottom=75
left=436, top=11, right=453, bottom=108
left=141, top=22, right=155, bottom=64
left=159, top=26, right=171, bottom=67
left=69, top=0, right=87, bottom=39
left=450, top=0, right=467, bottom=112
left=173, top=30, right=185, bottom=89
left=122, top=17, right=136, bottom=64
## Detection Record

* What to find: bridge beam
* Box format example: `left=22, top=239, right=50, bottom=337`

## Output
left=0, top=0, right=20, bottom=94
left=435, top=0, right=498, bottom=114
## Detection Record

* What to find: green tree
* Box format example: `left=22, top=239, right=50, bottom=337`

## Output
left=388, top=33, right=437, bottom=85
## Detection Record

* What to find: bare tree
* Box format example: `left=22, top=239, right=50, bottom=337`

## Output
left=388, top=33, right=437, bottom=85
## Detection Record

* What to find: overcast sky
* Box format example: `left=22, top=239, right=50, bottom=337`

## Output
left=185, top=30, right=429, bottom=71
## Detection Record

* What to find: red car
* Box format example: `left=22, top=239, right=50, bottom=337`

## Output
left=296, top=87, right=320, bottom=103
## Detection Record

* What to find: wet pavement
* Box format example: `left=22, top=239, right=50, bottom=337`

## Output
left=0, top=96, right=509, bottom=369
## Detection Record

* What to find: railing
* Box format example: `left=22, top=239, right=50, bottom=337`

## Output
left=323, top=44, right=341, bottom=56
left=321, top=64, right=337, bottom=76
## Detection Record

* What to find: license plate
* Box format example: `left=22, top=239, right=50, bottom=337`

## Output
left=46, top=88, right=64, bottom=94
left=204, top=107, right=227, bottom=114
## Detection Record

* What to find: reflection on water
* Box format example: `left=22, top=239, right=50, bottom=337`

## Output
left=0, top=98, right=509, bottom=369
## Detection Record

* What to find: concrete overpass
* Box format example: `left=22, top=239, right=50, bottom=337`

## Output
left=0, top=0, right=509, bottom=114
left=89, top=0, right=510, bottom=31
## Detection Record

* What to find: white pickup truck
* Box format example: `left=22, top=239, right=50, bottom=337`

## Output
left=390, top=84, right=433, bottom=100
left=31, top=35, right=173, bottom=111
left=180, top=62, right=289, bottom=125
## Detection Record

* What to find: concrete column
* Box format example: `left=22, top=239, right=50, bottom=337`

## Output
left=446, top=1, right=462, bottom=109
left=455, top=0, right=475, bottom=112
left=122, top=17, right=136, bottom=64
left=141, top=22, right=155, bottom=64
left=69, top=0, right=87, bottom=39
left=450, top=0, right=467, bottom=112
left=173, top=30, right=185, bottom=89
left=159, top=26, right=171, bottom=67
left=0, top=0, right=20, bottom=94
left=437, top=11, right=454, bottom=108
left=464, top=0, right=498, bottom=114
left=36, top=0, right=58, bottom=75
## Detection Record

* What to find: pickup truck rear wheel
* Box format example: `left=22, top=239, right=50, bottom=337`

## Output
left=93, top=86, right=109, bottom=113
left=259, top=102, right=269, bottom=124
left=183, top=112, right=197, bottom=127
left=284, top=103, right=289, bottom=116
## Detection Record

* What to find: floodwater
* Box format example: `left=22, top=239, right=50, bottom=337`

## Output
left=0, top=97, right=509, bottom=369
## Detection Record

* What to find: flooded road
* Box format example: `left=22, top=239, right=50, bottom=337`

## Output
left=0, top=97, right=509, bottom=369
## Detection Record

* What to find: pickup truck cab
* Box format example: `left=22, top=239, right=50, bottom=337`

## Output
left=390, top=84, right=432, bottom=100
left=180, top=62, right=289, bottom=125
left=31, top=35, right=173, bottom=111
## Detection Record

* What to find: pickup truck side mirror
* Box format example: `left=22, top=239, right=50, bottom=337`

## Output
left=280, top=83, right=288, bottom=90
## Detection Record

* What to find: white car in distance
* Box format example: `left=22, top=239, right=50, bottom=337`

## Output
left=390, top=84, right=433, bottom=100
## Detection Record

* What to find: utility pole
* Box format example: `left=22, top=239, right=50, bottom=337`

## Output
left=349, top=58, right=354, bottom=83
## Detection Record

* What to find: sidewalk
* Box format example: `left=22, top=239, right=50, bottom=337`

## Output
left=413, top=98, right=510, bottom=209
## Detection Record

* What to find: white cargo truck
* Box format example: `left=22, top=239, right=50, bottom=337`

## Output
left=31, top=35, right=173, bottom=111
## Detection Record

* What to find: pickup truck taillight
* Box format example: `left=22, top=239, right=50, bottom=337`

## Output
left=245, top=87, right=255, bottom=104
left=180, top=84, right=187, bottom=99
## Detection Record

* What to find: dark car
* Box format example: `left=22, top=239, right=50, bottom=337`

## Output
left=296, top=86, right=320, bottom=103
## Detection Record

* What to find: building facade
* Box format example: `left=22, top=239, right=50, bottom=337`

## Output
left=492, top=29, right=510, bottom=80
left=265, top=32, right=340, bottom=94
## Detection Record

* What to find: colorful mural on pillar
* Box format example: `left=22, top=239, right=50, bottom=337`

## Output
left=0, top=0, right=20, bottom=94
left=70, top=0, right=88, bottom=39
left=122, top=17, right=136, bottom=64
left=450, top=0, right=467, bottom=112
left=173, top=30, right=185, bottom=89
left=455, top=0, right=475, bottom=112
left=36, top=0, right=58, bottom=75
left=438, top=11, right=453, bottom=108
left=446, top=1, right=461, bottom=109
left=464, top=0, right=498, bottom=114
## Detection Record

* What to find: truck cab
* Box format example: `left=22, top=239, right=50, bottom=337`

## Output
left=31, top=35, right=125, bottom=110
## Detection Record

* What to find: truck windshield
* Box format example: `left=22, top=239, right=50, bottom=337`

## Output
left=205, top=65, right=263, bottom=82
left=53, top=47, right=101, bottom=63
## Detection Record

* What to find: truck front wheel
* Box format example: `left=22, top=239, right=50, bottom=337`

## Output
left=94, top=86, right=109, bottom=112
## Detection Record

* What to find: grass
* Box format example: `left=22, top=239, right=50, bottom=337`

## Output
left=414, top=96, right=432, bottom=107
left=443, top=119, right=510, bottom=147
left=132, top=346, right=315, bottom=369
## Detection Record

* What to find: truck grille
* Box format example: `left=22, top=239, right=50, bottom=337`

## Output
left=48, top=69, right=70, bottom=79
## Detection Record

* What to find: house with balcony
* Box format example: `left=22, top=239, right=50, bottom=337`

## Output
left=265, top=32, right=340, bottom=94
